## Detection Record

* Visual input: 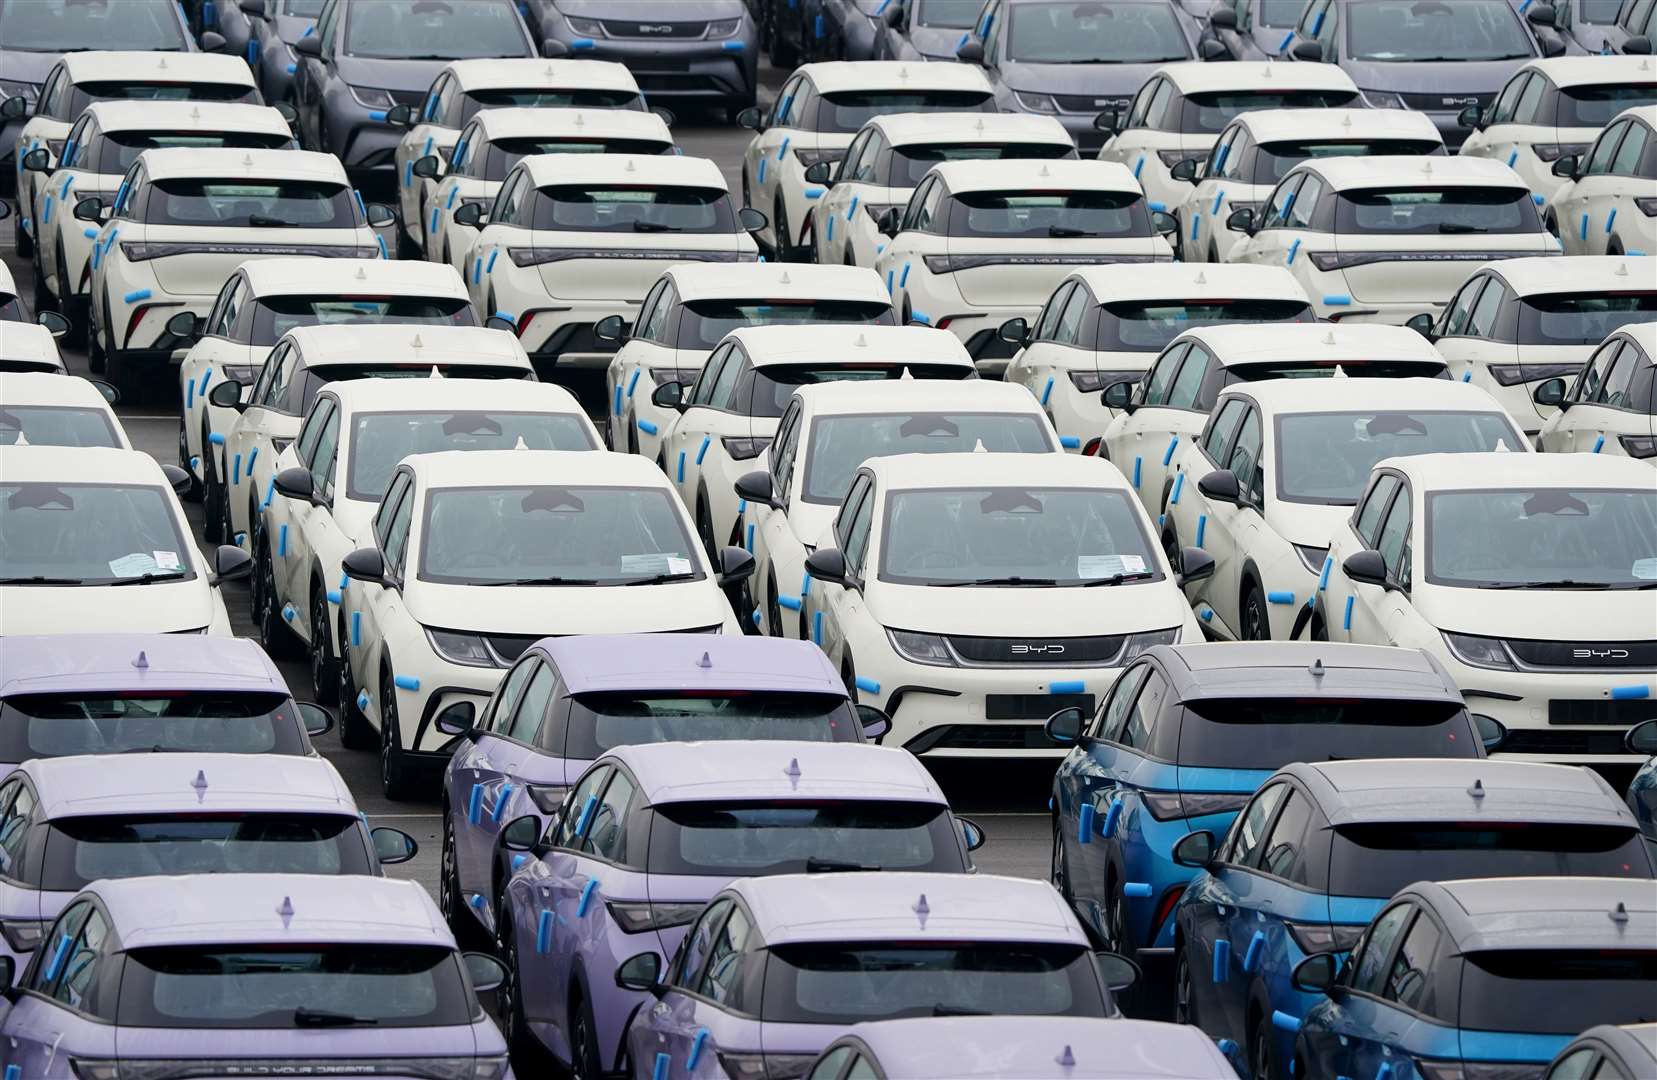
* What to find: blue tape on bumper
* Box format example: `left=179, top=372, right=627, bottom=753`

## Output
left=1611, top=685, right=1650, bottom=700
left=1078, top=802, right=1095, bottom=843
left=394, top=674, right=420, bottom=691
left=1050, top=680, right=1084, bottom=694
left=1170, top=472, right=1184, bottom=505
left=1123, top=882, right=1152, bottom=898
left=696, top=434, right=711, bottom=464
left=492, top=783, right=512, bottom=822
left=1213, top=938, right=1230, bottom=982
left=208, top=431, right=225, bottom=445
left=537, top=908, right=553, bottom=953
left=627, top=368, right=640, bottom=397
left=1267, top=590, right=1294, bottom=604
left=352, top=611, right=361, bottom=646
left=577, top=879, right=597, bottom=917
left=1243, top=930, right=1265, bottom=972
left=689, top=1027, right=710, bottom=1069
left=1323, top=294, right=1352, bottom=306
left=855, top=676, right=881, bottom=694
left=124, top=288, right=152, bottom=303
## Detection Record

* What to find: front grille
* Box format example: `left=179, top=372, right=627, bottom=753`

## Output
left=1054, top=93, right=1130, bottom=113
left=906, top=723, right=1058, bottom=752
left=986, top=693, right=1095, bottom=720
left=947, top=634, right=1123, bottom=665
left=1548, top=700, right=1654, bottom=727
left=636, top=74, right=729, bottom=93
left=1401, top=92, right=1492, bottom=111
left=1507, top=638, right=1657, bottom=670
left=1500, top=728, right=1632, bottom=756
left=601, top=19, right=707, bottom=38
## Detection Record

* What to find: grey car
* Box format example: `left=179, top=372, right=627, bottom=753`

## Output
left=216, top=0, right=327, bottom=107
left=1607, top=0, right=1657, bottom=53
left=292, top=0, right=543, bottom=184
left=1546, top=0, right=1630, bottom=53
left=953, top=0, right=1207, bottom=154
left=1282, top=0, right=1563, bottom=149
left=876, top=0, right=989, bottom=61
left=1200, top=0, right=1320, bottom=60
left=820, top=0, right=891, bottom=59
left=526, top=0, right=759, bottom=120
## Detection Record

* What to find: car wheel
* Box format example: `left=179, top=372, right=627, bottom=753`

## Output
left=1241, top=578, right=1269, bottom=641
left=379, top=666, right=419, bottom=801
left=178, top=421, right=204, bottom=503
left=695, top=494, right=719, bottom=568
left=1608, top=237, right=1625, bottom=257
left=625, top=411, right=640, bottom=455
left=253, top=532, right=295, bottom=657
left=87, top=295, right=106, bottom=373
left=201, top=443, right=224, bottom=543
left=1250, top=1013, right=1277, bottom=1080
left=1050, top=817, right=1073, bottom=902
left=773, top=194, right=791, bottom=262
left=1175, top=943, right=1198, bottom=1026
left=32, top=251, right=55, bottom=314
left=14, top=216, right=32, bottom=259
left=440, top=814, right=485, bottom=947
left=842, top=653, right=858, bottom=700
left=1103, top=877, right=1132, bottom=958
left=765, top=569, right=782, bottom=639
left=62, top=292, right=88, bottom=349
left=495, top=900, right=549, bottom=1066
left=570, top=987, right=604, bottom=1080
left=336, top=611, right=376, bottom=749
left=309, top=582, right=339, bottom=706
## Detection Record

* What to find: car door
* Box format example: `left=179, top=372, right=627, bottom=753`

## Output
left=1565, top=338, right=1643, bottom=453
left=747, top=75, right=808, bottom=249
left=639, top=898, right=741, bottom=1075
left=1598, top=118, right=1651, bottom=253
left=466, top=168, right=530, bottom=314
left=1, top=901, right=114, bottom=1078
left=752, top=400, right=805, bottom=633
left=816, top=472, right=874, bottom=665
left=1082, top=666, right=1168, bottom=938
left=1104, top=341, right=1195, bottom=514
left=1563, top=118, right=1629, bottom=252
left=1462, top=71, right=1532, bottom=166
left=876, top=174, right=944, bottom=317
left=278, top=394, right=341, bottom=623
left=610, top=278, right=669, bottom=448
left=452, top=654, right=544, bottom=903
left=1347, top=475, right=1414, bottom=648
left=1432, top=274, right=1502, bottom=385
left=665, top=342, right=735, bottom=497
left=1297, top=902, right=1418, bottom=1080
left=295, top=0, right=338, bottom=148
left=1326, top=470, right=1399, bottom=642
left=358, top=469, right=417, bottom=718
left=1007, top=280, right=1080, bottom=419
left=230, top=340, right=301, bottom=544
left=1236, top=173, right=1304, bottom=270
left=816, top=129, right=870, bottom=262
left=397, top=72, right=456, bottom=234
left=1179, top=398, right=1258, bottom=636
left=519, top=763, right=614, bottom=1029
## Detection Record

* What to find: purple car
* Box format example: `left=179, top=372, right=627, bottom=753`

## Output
left=0, top=873, right=513, bottom=1077
left=0, top=634, right=334, bottom=774
left=618, top=871, right=1140, bottom=1080
left=0, top=752, right=416, bottom=985
left=492, top=739, right=983, bottom=1075
left=804, top=1016, right=1240, bottom=1079
left=438, top=634, right=890, bottom=948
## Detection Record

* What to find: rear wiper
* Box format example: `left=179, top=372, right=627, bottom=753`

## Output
left=1438, top=223, right=1487, bottom=234
left=247, top=214, right=296, bottom=228
left=1484, top=579, right=1611, bottom=590
left=0, top=575, right=83, bottom=585
left=1049, top=225, right=1097, bottom=238
left=1080, top=571, right=1157, bottom=587
left=937, top=576, right=1058, bottom=587
left=931, top=1004, right=990, bottom=1016
left=632, top=221, right=682, bottom=232
left=293, top=1007, right=378, bottom=1027
left=476, top=575, right=600, bottom=586
left=106, top=571, right=189, bottom=586
left=805, top=857, right=881, bottom=873
left=619, top=572, right=699, bottom=586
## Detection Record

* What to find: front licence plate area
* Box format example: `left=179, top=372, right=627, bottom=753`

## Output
left=1548, top=700, right=1654, bottom=726
left=987, top=693, right=1094, bottom=720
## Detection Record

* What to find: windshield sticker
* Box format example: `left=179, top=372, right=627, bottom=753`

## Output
left=1634, top=558, right=1657, bottom=580
left=109, top=552, right=161, bottom=578
left=153, top=550, right=183, bottom=571
left=620, top=553, right=693, bottom=576
left=1079, top=554, right=1145, bottom=578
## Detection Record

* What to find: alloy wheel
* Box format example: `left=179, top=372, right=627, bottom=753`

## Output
left=310, top=586, right=338, bottom=705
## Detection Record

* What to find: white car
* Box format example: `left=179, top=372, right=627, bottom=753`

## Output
left=177, top=257, right=476, bottom=535
left=1098, top=59, right=1359, bottom=243
left=738, top=60, right=995, bottom=259
left=801, top=451, right=1206, bottom=757
left=1537, top=321, right=1657, bottom=461
left=84, top=148, right=390, bottom=397
left=1547, top=104, right=1656, bottom=257
left=457, top=153, right=761, bottom=371
left=389, top=58, right=647, bottom=257
left=874, top=158, right=1175, bottom=374
left=6, top=50, right=260, bottom=262
left=810, top=111, right=1076, bottom=268
left=659, top=323, right=979, bottom=563
left=1101, top=323, right=1452, bottom=518
left=0, top=321, right=68, bottom=375
left=1415, top=255, right=1657, bottom=436
left=1224, top=155, right=1560, bottom=324
left=741, top=378, right=1061, bottom=642
left=337, top=449, right=750, bottom=796
left=26, top=101, right=295, bottom=340
left=1459, top=56, right=1656, bottom=203
left=259, top=377, right=600, bottom=711
left=604, top=262, right=894, bottom=461
left=0, top=371, right=127, bottom=448
left=1003, top=263, right=1314, bottom=454
left=1162, top=377, right=1526, bottom=643
left=215, top=323, right=535, bottom=574
left=1318, top=451, right=1656, bottom=767
left=0, top=445, right=250, bottom=636
left=1174, top=107, right=1444, bottom=264
left=419, top=107, right=675, bottom=274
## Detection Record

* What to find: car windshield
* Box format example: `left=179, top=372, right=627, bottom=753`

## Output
left=878, top=486, right=1160, bottom=587
left=1516, top=293, right=1657, bottom=347
left=673, top=299, right=894, bottom=351
left=1253, top=139, right=1444, bottom=184
left=890, top=142, right=1076, bottom=187
left=0, top=406, right=120, bottom=449
left=1328, top=823, right=1651, bottom=900
left=117, top=944, right=476, bottom=1029
left=818, top=91, right=996, bottom=134
left=144, top=180, right=356, bottom=229
left=1183, top=91, right=1360, bottom=135
left=0, top=0, right=186, bottom=51
left=72, top=83, right=259, bottom=116
left=1559, top=84, right=1657, bottom=128
left=99, top=131, right=293, bottom=175
left=916, top=0, right=983, bottom=27
left=567, top=692, right=860, bottom=758
left=1177, top=698, right=1479, bottom=770
left=250, top=295, right=477, bottom=347
left=1457, top=950, right=1657, bottom=1035
left=947, top=190, right=1151, bottom=238
left=1274, top=410, right=1520, bottom=505
left=531, top=185, right=738, bottom=234
left=750, top=362, right=975, bottom=419
left=1345, top=0, right=1533, bottom=62
left=1336, top=186, right=1539, bottom=235
left=1006, top=1, right=1190, bottom=63
left=343, top=0, right=531, bottom=59
left=801, top=413, right=1054, bottom=504
left=0, top=690, right=308, bottom=760
left=487, top=137, right=671, bottom=179
left=347, top=410, right=595, bottom=501
left=647, top=800, right=965, bottom=875
left=761, top=942, right=1108, bottom=1022
left=1100, top=299, right=1314, bottom=351
left=1425, top=487, right=1657, bottom=589
left=417, top=484, right=702, bottom=586
left=1259, top=0, right=1305, bottom=26
left=284, top=0, right=324, bottom=13
left=0, top=483, right=193, bottom=586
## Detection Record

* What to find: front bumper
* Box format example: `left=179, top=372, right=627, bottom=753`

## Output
left=322, top=87, right=403, bottom=172
left=553, top=36, right=757, bottom=103
left=1441, top=656, right=1654, bottom=765
left=393, top=653, right=507, bottom=756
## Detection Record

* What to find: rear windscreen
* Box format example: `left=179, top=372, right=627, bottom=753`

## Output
left=1458, top=950, right=1657, bottom=1034
left=890, top=142, right=1076, bottom=187
left=566, top=692, right=860, bottom=759
left=530, top=186, right=736, bottom=234
left=1099, top=299, right=1313, bottom=352
left=0, top=691, right=307, bottom=761
left=1328, top=823, right=1652, bottom=898
left=817, top=90, right=995, bottom=134
left=647, top=800, right=964, bottom=876
left=1335, top=187, right=1540, bottom=236
left=947, top=190, right=1149, bottom=239
left=1252, top=140, right=1444, bottom=185
left=1224, top=359, right=1447, bottom=384
left=99, top=131, right=293, bottom=175
left=1176, top=699, right=1479, bottom=771
left=749, top=362, right=974, bottom=419
left=251, top=295, right=476, bottom=346
left=1558, top=85, right=1657, bottom=128
left=299, top=364, right=530, bottom=415
left=74, top=82, right=257, bottom=116
left=486, top=137, right=673, bottom=180
left=144, top=179, right=354, bottom=229
left=0, top=406, right=121, bottom=449
left=1182, top=90, right=1360, bottom=135
left=1516, top=294, right=1657, bottom=348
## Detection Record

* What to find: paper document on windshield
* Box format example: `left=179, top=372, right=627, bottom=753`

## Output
left=1078, top=554, right=1145, bottom=578
left=109, top=552, right=162, bottom=578
left=620, top=553, right=693, bottom=576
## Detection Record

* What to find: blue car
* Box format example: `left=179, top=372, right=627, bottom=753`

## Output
left=1047, top=642, right=1488, bottom=966
left=1626, top=719, right=1657, bottom=848
left=1292, top=878, right=1657, bottom=1080
left=1173, top=758, right=1654, bottom=1080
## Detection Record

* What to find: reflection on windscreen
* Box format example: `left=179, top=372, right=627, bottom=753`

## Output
left=1260, top=0, right=1306, bottom=26
left=348, top=411, right=594, bottom=500
left=285, top=0, right=325, bottom=14
left=649, top=801, right=962, bottom=875
left=1581, top=0, right=1623, bottom=20
left=1328, top=823, right=1649, bottom=901
left=750, top=362, right=974, bottom=419
left=891, top=142, right=1076, bottom=187
left=0, top=691, right=305, bottom=760
left=570, top=692, right=855, bottom=758
left=1254, top=140, right=1443, bottom=185
left=1519, top=294, right=1657, bottom=347
left=145, top=180, right=354, bottom=229
left=101, top=132, right=294, bottom=175
left=916, top=0, right=984, bottom=28
left=0, top=0, right=186, bottom=51
left=1178, top=699, right=1478, bottom=771
left=1338, top=187, right=1537, bottom=235
left=1007, top=1, right=1189, bottom=63
left=819, top=91, right=995, bottom=134
left=0, top=483, right=192, bottom=586
left=534, top=186, right=736, bottom=234
left=676, top=300, right=894, bottom=351
left=252, top=296, right=475, bottom=347
left=1346, top=0, right=1532, bottom=62
left=1102, top=299, right=1313, bottom=351
left=1185, top=91, right=1359, bottom=135
left=1425, top=488, right=1657, bottom=588
left=802, top=413, right=1053, bottom=504
left=45, top=814, right=371, bottom=890
left=344, top=0, right=531, bottom=59
left=0, top=406, right=120, bottom=449
left=1274, top=411, right=1519, bottom=504
left=950, top=190, right=1149, bottom=239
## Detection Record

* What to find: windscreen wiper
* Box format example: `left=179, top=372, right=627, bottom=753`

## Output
left=931, top=1004, right=990, bottom=1016
left=1484, top=579, right=1611, bottom=590
left=0, top=575, right=83, bottom=585
left=1438, top=223, right=1487, bottom=234
left=476, top=575, right=600, bottom=586
left=293, top=1007, right=379, bottom=1027
left=805, top=857, right=881, bottom=873
left=106, top=571, right=189, bottom=586
left=632, top=221, right=682, bottom=232
left=1080, top=571, right=1157, bottom=587
left=937, top=576, right=1058, bottom=587
left=1048, top=225, right=1097, bottom=238
left=619, top=571, right=699, bottom=586
left=247, top=214, right=297, bottom=228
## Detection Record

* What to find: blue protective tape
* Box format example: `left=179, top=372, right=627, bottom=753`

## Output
left=537, top=908, right=553, bottom=953
left=431, top=207, right=440, bottom=233
left=575, top=793, right=597, bottom=834
left=1607, top=207, right=1617, bottom=232
left=778, top=136, right=790, bottom=160
left=1267, top=591, right=1294, bottom=605
left=801, top=571, right=811, bottom=597
left=752, top=607, right=763, bottom=627
left=1581, top=214, right=1590, bottom=241
left=848, top=195, right=858, bottom=220
left=41, top=194, right=51, bottom=224
left=627, top=368, right=640, bottom=397
left=1050, top=680, right=1085, bottom=694
left=473, top=258, right=482, bottom=285
left=232, top=453, right=240, bottom=485
left=6, top=1064, right=20, bottom=1080
left=1077, top=802, right=1095, bottom=843
left=1462, top=369, right=1473, bottom=383
left=1213, top=938, right=1231, bottom=982
left=352, top=611, right=361, bottom=647
left=124, top=288, right=152, bottom=303
left=758, top=158, right=766, bottom=184
left=200, top=367, right=212, bottom=393
left=1195, top=514, right=1206, bottom=547
left=1323, top=294, right=1352, bottom=306
left=577, top=879, right=598, bottom=917
left=369, top=110, right=388, bottom=123
left=188, top=382, right=195, bottom=409
left=652, top=1053, right=670, bottom=1080
left=1191, top=213, right=1201, bottom=241
left=779, top=594, right=802, bottom=611
left=886, top=268, right=894, bottom=292
left=1101, top=797, right=1122, bottom=839
left=1170, top=472, right=1184, bottom=505
left=1243, top=930, right=1265, bottom=972
left=723, top=39, right=744, bottom=50
left=813, top=610, right=823, bottom=645
left=911, top=310, right=932, bottom=325
left=1311, top=9, right=1324, bottom=33
left=1132, top=457, right=1141, bottom=488
left=688, top=1027, right=710, bottom=1070
left=1611, top=685, right=1651, bottom=700
left=613, top=385, right=623, bottom=416
left=677, top=451, right=685, bottom=483
left=1200, top=607, right=1213, bottom=621
left=900, top=262, right=910, bottom=288
left=406, top=162, right=414, bottom=187
left=696, top=435, right=711, bottom=464
left=84, top=227, right=98, bottom=238
left=1318, top=556, right=1333, bottom=591
left=326, top=589, right=341, bottom=604
left=804, top=186, right=824, bottom=200
left=1060, top=436, right=1080, bottom=449
left=208, top=430, right=225, bottom=446
left=446, top=186, right=457, bottom=208
left=746, top=523, right=755, bottom=551
left=1162, top=435, right=1178, bottom=466
left=486, top=249, right=498, bottom=273
left=357, top=689, right=369, bottom=711
left=1287, top=238, right=1300, bottom=265
left=855, top=676, right=881, bottom=694
left=1134, top=156, right=1145, bottom=179
left=1042, top=376, right=1054, bottom=405
left=44, top=934, right=70, bottom=980
left=827, top=216, right=833, bottom=242
left=277, top=523, right=287, bottom=557
left=1377, top=1065, right=1393, bottom=1080
left=1123, top=882, right=1152, bottom=898
left=1272, top=1010, right=1302, bottom=1033
left=1507, top=150, right=1518, bottom=167
left=638, top=419, right=659, bottom=435
left=338, top=571, right=347, bottom=591
left=492, top=783, right=512, bottom=822
left=394, top=674, right=420, bottom=691
left=1593, top=434, right=1605, bottom=453
left=468, top=784, right=483, bottom=824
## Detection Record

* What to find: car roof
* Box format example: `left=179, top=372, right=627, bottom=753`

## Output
left=0, top=633, right=285, bottom=698
left=1, top=372, right=113, bottom=409
left=79, top=101, right=292, bottom=138
left=280, top=325, right=532, bottom=370
left=1178, top=322, right=1446, bottom=365
left=1383, top=450, right=1655, bottom=491
left=794, top=377, right=1047, bottom=416
left=664, top=263, right=890, bottom=304
left=725, top=324, right=974, bottom=367
left=442, top=57, right=640, bottom=92
left=91, top=874, right=448, bottom=949
left=1488, top=255, right=1655, bottom=297
left=1232, top=106, right=1442, bottom=145
left=927, top=158, right=1141, bottom=195
left=867, top=111, right=1072, bottom=148
left=867, top=451, right=1119, bottom=491
left=1520, top=54, right=1656, bottom=88
left=606, top=742, right=947, bottom=807
left=1157, top=59, right=1358, bottom=95
left=1153, top=642, right=1460, bottom=701
left=0, top=444, right=170, bottom=485
left=239, top=258, right=469, bottom=299
left=1607, top=320, right=1657, bottom=356
left=1289, top=759, right=1634, bottom=827
left=322, top=377, right=587, bottom=421
left=402, top=448, right=666, bottom=490
left=832, top=1017, right=1237, bottom=1079
left=1299, top=155, right=1526, bottom=191
left=798, top=60, right=993, bottom=96
left=540, top=634, right=845, bottom=695
left=471, top=106, right=671, bottom=143
left=518, top=152, right=727, bottom=189
left=1568, top=1025, right=1657, bottom=1070
left=1610, top=104, right=1657, bottom=129
left=23, top=753, right=355, bottom=821
left=59, top=51, right=255, bottom=86
left=0, top=326, right=66, bottom=369
left=1219, top=375, right=1511, bottom=416
left=135, top=147, right=347, bottom=184
left=1408, top=877, right=1657, bottom=954
left=1065, top=263, right=1310, bottom=305
left=731, top=872, right=1085, bottom=946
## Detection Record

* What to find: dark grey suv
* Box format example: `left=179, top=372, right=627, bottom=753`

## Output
left=216, top=0, right=327, bottom=107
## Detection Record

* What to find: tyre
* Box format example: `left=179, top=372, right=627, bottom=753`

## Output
left=1174, top=942, right=1198, bottom=1026
left=625, top=411, right=639, bottom=455
left=379, top=665, right=419, bottom=801
left=336, top=611, right=377, bottom=749
left=1050, top=817, right=1073, bottom=902
left=32, top=252, right=55, bottom=314
left=87, top=297, right=106, bottom=373
left=440, top=814, right=487, bottom=948
left=1250, top=1012, right=1278, bottom=1080
left=695, top=495, right=719, bottom=568
left=252, top=532, right=295, bottom=657
left=309, top=582, right=339, bottom=706
left=61, top=291, right=88, bottom=349
left=1103, top=876, right=1132, bottom=959
left=14, top=215, right=32, bottom=259
left=773, top=194, right=791, bottom=262
left=178, top=420, right=204, bottom=503
left=765, top=569, right=782, bottom=638
left=1241, top=578, right=1270, bottom=642
left=495, top=899, right=551, bottom=1067
left=569, top=986, right=604, bottom=1080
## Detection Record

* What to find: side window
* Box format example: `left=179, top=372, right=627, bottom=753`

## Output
left=675, top=900, right=733, bottom=990
left=690, top=345, right=731, bottom=407
left=1125, top=79, right=1155, bottom=128
left=771, top=401, right=803, bottom=492
left=207, top=275, right=243, bottom=338
left=981, top=0, right=1004, bottom=58
left=901, top=177, right=934, bottom=231
left=843, top=484, right=876, bottom=573
left=307, top=405, right=341, bottom=501
left=1257, top=790, right=1318, bottom=885
left=32, top=901, right=91, bottom=996
left=1050, top=283, right=1089, bottom=345
left=374, top=471, right=410, bottom=547
left=506, top=661, right=557, bottom=744
left=810, top=1049, right=856, bottom=1080
left=1374, top=485, right=1411, bottom=581
left=639, top=281, right=675, bottom=343
left=1225, top=408, right=1263, bottom=503
left=421, top=74, right=448, bottom=123
left=1465, top=278, right=1506, bottom=340
left=708, top=352, right=747, bottom=411
left=913, top=179, right=945, bottom=233
left=1261, top=174, right=1304, bottom=230
left=553, top=765, right=611, bottom=849
left=0, top=779, right=35, bottom=880
left=1223, top=783, right=1287, bottom=866
left=1512, top=74, right=1547, bottom=126
left=1033, top=282, right=1075, bottom=341
left=1143, top=343, right=1189, bottom=406
left=854, top=131, right=885, bottom=183
left=1208, top=126, right=1240, bottom=179
left=63, top=115, right=90, bottom=167
left=1287, top=174, right=1323, bottom=229
left=697, top=904, right=754, bottom=1006
left=113, top=166, right=142, bottom=219
left=54, top=908, right=111, bottom=1014
left=382, top=484, right=416, bottom=573
left=249, top=343, right=283, bottom=407
left=1440, top=277, right=1486, bottom=338
left=1611, top=121, right=1648, bottom=176
left=436, top=76, right=465, bottom=126
left=1489, top=73, right=1527, bottom=124
left=1573, top=340, right=1625, bottom=401
left=839, top=132, right=870, bottom=182
left=1585, top=121, right=1626, bottom=176
left=633, top=281, right=666, bottom=342
left=1139, top=79, right=1173, bottom=131
left=835, top=474, right=871, bottom=546
left=1595, top=345, right=1639, bottom=408
left=1385, top=910, right=1445, bottom=1016
left=490, top=170, right=524, bottom=226
left=773, top=77, right=804, bottom=128
left=34, top=69, right=63, bottom=120
left=1165, top=346, right=1212, bottom=410
left=1090, top=664, right=1149, bottom=739
left=1202, top=398, right=1247, bottom=462
left=486, top=657, right=539, bottom=734
left=1117, top=669, right=1168, bottom=751
left=582, top=770, right=636, bottom=864
left=1350, top=904, right=1415, bottom=997
left=1354, top=474, right=1401, bottom=547
left=263, top=346, right=299, bottom=411
left=451, top=122, right=479, bottom=176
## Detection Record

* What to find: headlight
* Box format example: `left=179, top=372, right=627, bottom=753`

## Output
left=348, top=84, right=396, bottom=110
left=887, top=628, right=955, bottom=666
left=1118, top=628, right=1178, bottom=664
left=1412, top=1059, right=1546, bottom=1080
left=0, top=919, right=46, bottom=951
left=1494, top=362, right=1578, bottom=388
left=605, top=900, right=705, bottom=933
left=1293, top=544, right=1329, bottom=575
left=71, top=1059, right=510, bottom=1080
left=565, top=14, right=605, bottom=36
left=721, top=436, right=770, bottom=460
left=705, top=17, right=742, bottom=37
left=717, top=1053, right=818, bottom=1080
left=1284, top=921, right=1365, bottom=954
left=1069, top=369, right=1143, bottom=393
left=0, top=79, right=39, bottom=107
left=526, top=784, right=569, bottom=813
left=1359, top=89, right=1406, bottom=110
left=1637, top=197, right=1657, bottom=217
left=1530, top=143, right=1586, bottom=163
left=1619, top=434, right=1657, bottom=459
left=1012, top=89, right=1059, bottom=114
left=1442, top=631, right=1513, bottom=671
left=1157, top=149, right=1195, bottom=168
left=651, top=366, right=701, bottom=386
left=221, top=364, right=257, bottom=384
left=792, top=147, right=841, bottom=167
left=425, top=627, right=496, bottom=667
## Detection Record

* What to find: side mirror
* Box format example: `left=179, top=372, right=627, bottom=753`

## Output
left=385, top=103, right=415, bottom=128
left=959, top=816, right=986, bottom=852
left=718, top=546, right=756, bottom=587
left=733, top=470, right=778, bottom=509
left=1225, top=206, right=1256, bottom=235
left=364, top=202, right=395, bottom=227
left=593, top=314, right=630, bottom=344
left=1094, top=951, right=1141, bottom=993
left=274, top=102, right=298, bottom=124
left=463, top=952, right=507, bottom=994
left=1526, top=2, right=1556, bottom=26
left=735, top=106, right=765, bottom=130
left=857, top=704, right=891, bottom=741
left=738, top=206, right=769, bottom=234
left=199, top=31, right=227, bottom=52
left=997, top=316, right=1029, bottom=346
left=616, top=952, right=664, bottom=994
left=295, top=701, right=334, bottom=737
left=1624, top=35, right=1653, bottom=55
left=1532, top=376, right=1568, bottom=408
left=36, top=310, right=70, bottom=338
left=1472, top=714, right=1507, bottom=754
left=239, top=0, right=266, bottom=15
left=1151, top=210, right=1178, bottom=237
left=162, top=464, right=192, bottom=495
left=1625, top=717, right=1657, bottom=756
left=434, top=701, right=476, bottom=736
left=1178, top=547, right=1216, bottom=587
left=211, top=544, right=253, bottom=585
left=73, top=197, right=104, bottom=222
left=207, top=379, right=246, bottom=410
left=1291, top=951, right=1339, bottom=994
left=1290, top=39, right=1323, bottom=62
left=1044, top=706, right=1084, bottom=745
left=1093, top=109, right=1121, bottom=135
left=1405, top=312, right=1438, bottom=341
left=293, top=34, right=322, bottom=58
left=453, top=201, right=485, bottom=228
left=1101, top=379, right=1136, bottom=413
left=1199, top=37, right=1230, bottom=61
left=166, top=311, right=201, bottom=339
left=876, top=206, right=901, bottom=237
left=956, top=38, right=985, bottom=64
left=1458, top=104, right=1483, bottom=131
left=651, top=380, right=684, bottom=410
left=84, top=378, right=120, bottom=405
left=273, top=465, right=316, bottom=503
left=803, top=547, right=852, bottom=588
left=1341, top=549, right=1390, bottom=589
left=1196, top=469, right=1241, bottom=506
left=484, top=314, right=516, bottom=334
left=21, top=147, right=50, bottom=173
left=1208, top=7, right=1238, bottom=29
left=412, top=155, right=441, bottom=179
left=0, top=96, right=28, bottom=121
left=1552, top=154, right=1581, bottom=179
left=1172, top=829, right=1216, bottom=868
left=1169, top=157, right=1199, bottom=183
left=372, top=826, right=417, bottom=864
left=501, top=814, right=541, bottom=852
left=341, top=546, right=389, bottom=586
left=542, top=37, right=570, bottom=58
left=803, top=160, right=833, bottom=185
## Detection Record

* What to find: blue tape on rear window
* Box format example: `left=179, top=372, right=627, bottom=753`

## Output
left=44, top=934, right=70, bottom=980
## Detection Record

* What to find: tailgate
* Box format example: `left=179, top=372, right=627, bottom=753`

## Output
left=947, top=237, right=1166, bottom=307
left=146, top=227, right=370, bottom=294
left=1338, top=239, right=1547, bottom=305
left=534, top=232, right=748, bottom=301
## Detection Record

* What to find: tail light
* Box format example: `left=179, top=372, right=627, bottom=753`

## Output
left=1083, top=437, right=1103, bottom=457
left=1636, top=197, right=1657, bottom=217
left=1285, top=920, right=1365, bottom=954
left=1152, top=886, right=1185, bottom=936
left=125, top=304, right=161, bottom=348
